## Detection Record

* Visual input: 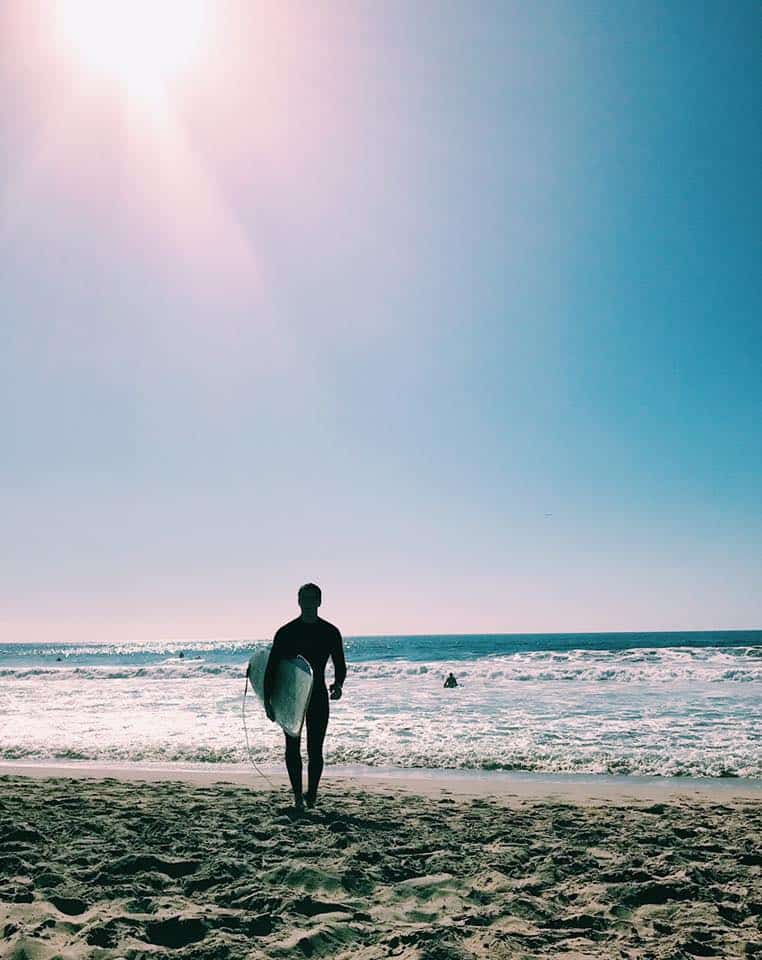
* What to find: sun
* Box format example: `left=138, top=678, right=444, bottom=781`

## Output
left=55, top=0, right=209, bottom=100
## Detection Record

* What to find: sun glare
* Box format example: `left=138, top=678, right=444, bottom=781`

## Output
left=55, top=0, right=208, bottom=100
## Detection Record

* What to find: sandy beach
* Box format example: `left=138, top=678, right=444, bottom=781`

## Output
left=1, top=767, right=760, bottom=959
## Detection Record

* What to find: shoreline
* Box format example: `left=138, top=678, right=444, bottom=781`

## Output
left=2, top=758, right=760, bottom=802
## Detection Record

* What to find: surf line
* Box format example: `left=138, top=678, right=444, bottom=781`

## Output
left=241, top=667, right=277, bottom=788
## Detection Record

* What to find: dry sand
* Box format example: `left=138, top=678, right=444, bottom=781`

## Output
left=0, top=768, right=760, bottom=959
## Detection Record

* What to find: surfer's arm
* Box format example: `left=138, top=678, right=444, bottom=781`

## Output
left=329, top=630, right=347, bottom=699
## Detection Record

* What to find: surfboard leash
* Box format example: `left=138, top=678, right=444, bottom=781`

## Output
left=241, top=670, right=277, bottom=789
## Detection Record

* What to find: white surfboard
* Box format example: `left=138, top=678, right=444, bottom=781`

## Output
left=247, top=647, right=313, bottom=738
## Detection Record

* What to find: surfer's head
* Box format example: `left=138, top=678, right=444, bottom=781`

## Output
left=298, top=582, right=322, bottom=619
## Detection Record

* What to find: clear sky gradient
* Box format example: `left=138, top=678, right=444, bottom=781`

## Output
left=1, top=1, right=760, bottom=642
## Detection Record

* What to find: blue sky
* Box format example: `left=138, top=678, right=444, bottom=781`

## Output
left=1, top=1, right=760, bottom=641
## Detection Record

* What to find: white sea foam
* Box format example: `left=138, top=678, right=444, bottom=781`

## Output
left=0, top=646, right=760, bottom=777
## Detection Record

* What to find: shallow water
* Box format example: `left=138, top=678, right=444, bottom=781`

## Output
left=1, top=631, right=760, bottom=777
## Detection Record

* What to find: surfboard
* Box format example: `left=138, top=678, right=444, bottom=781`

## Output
left=247, top=647, right=314, bottom=738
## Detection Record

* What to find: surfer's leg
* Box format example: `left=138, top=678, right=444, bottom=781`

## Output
left=305, top=690, right=329, bottom=803
left=284, top=733, right=303, bottom=803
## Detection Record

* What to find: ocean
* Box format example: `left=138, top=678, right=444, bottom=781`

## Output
left=1, top=631, right=760, bottom=778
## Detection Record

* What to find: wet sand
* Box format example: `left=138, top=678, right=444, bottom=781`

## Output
left=0, top=767, right=760, bottom=958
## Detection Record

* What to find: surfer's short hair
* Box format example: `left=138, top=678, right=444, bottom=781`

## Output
left=298, top=582, right=322, bottom=602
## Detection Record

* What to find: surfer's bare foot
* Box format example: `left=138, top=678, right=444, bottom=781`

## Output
left=294, top=796, right=305, bottom=812
left=305, top=793, right=316, bottom=809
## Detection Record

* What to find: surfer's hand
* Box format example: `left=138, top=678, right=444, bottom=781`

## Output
left=329, top=683, right=343, bottom=701
left=265, top=701, right=276, bottom=722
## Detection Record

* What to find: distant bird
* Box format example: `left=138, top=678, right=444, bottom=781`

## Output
left=544, top=513, right=552, bottom=518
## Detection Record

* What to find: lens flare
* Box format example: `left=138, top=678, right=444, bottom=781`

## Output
left=55, top=0, right=208, bottom=100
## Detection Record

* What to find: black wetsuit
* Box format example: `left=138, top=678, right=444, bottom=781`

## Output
left=264, top=617, right=347, bottom=801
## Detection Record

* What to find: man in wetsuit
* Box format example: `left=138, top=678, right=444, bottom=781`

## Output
left=264, top=583, right=346, bottom=810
